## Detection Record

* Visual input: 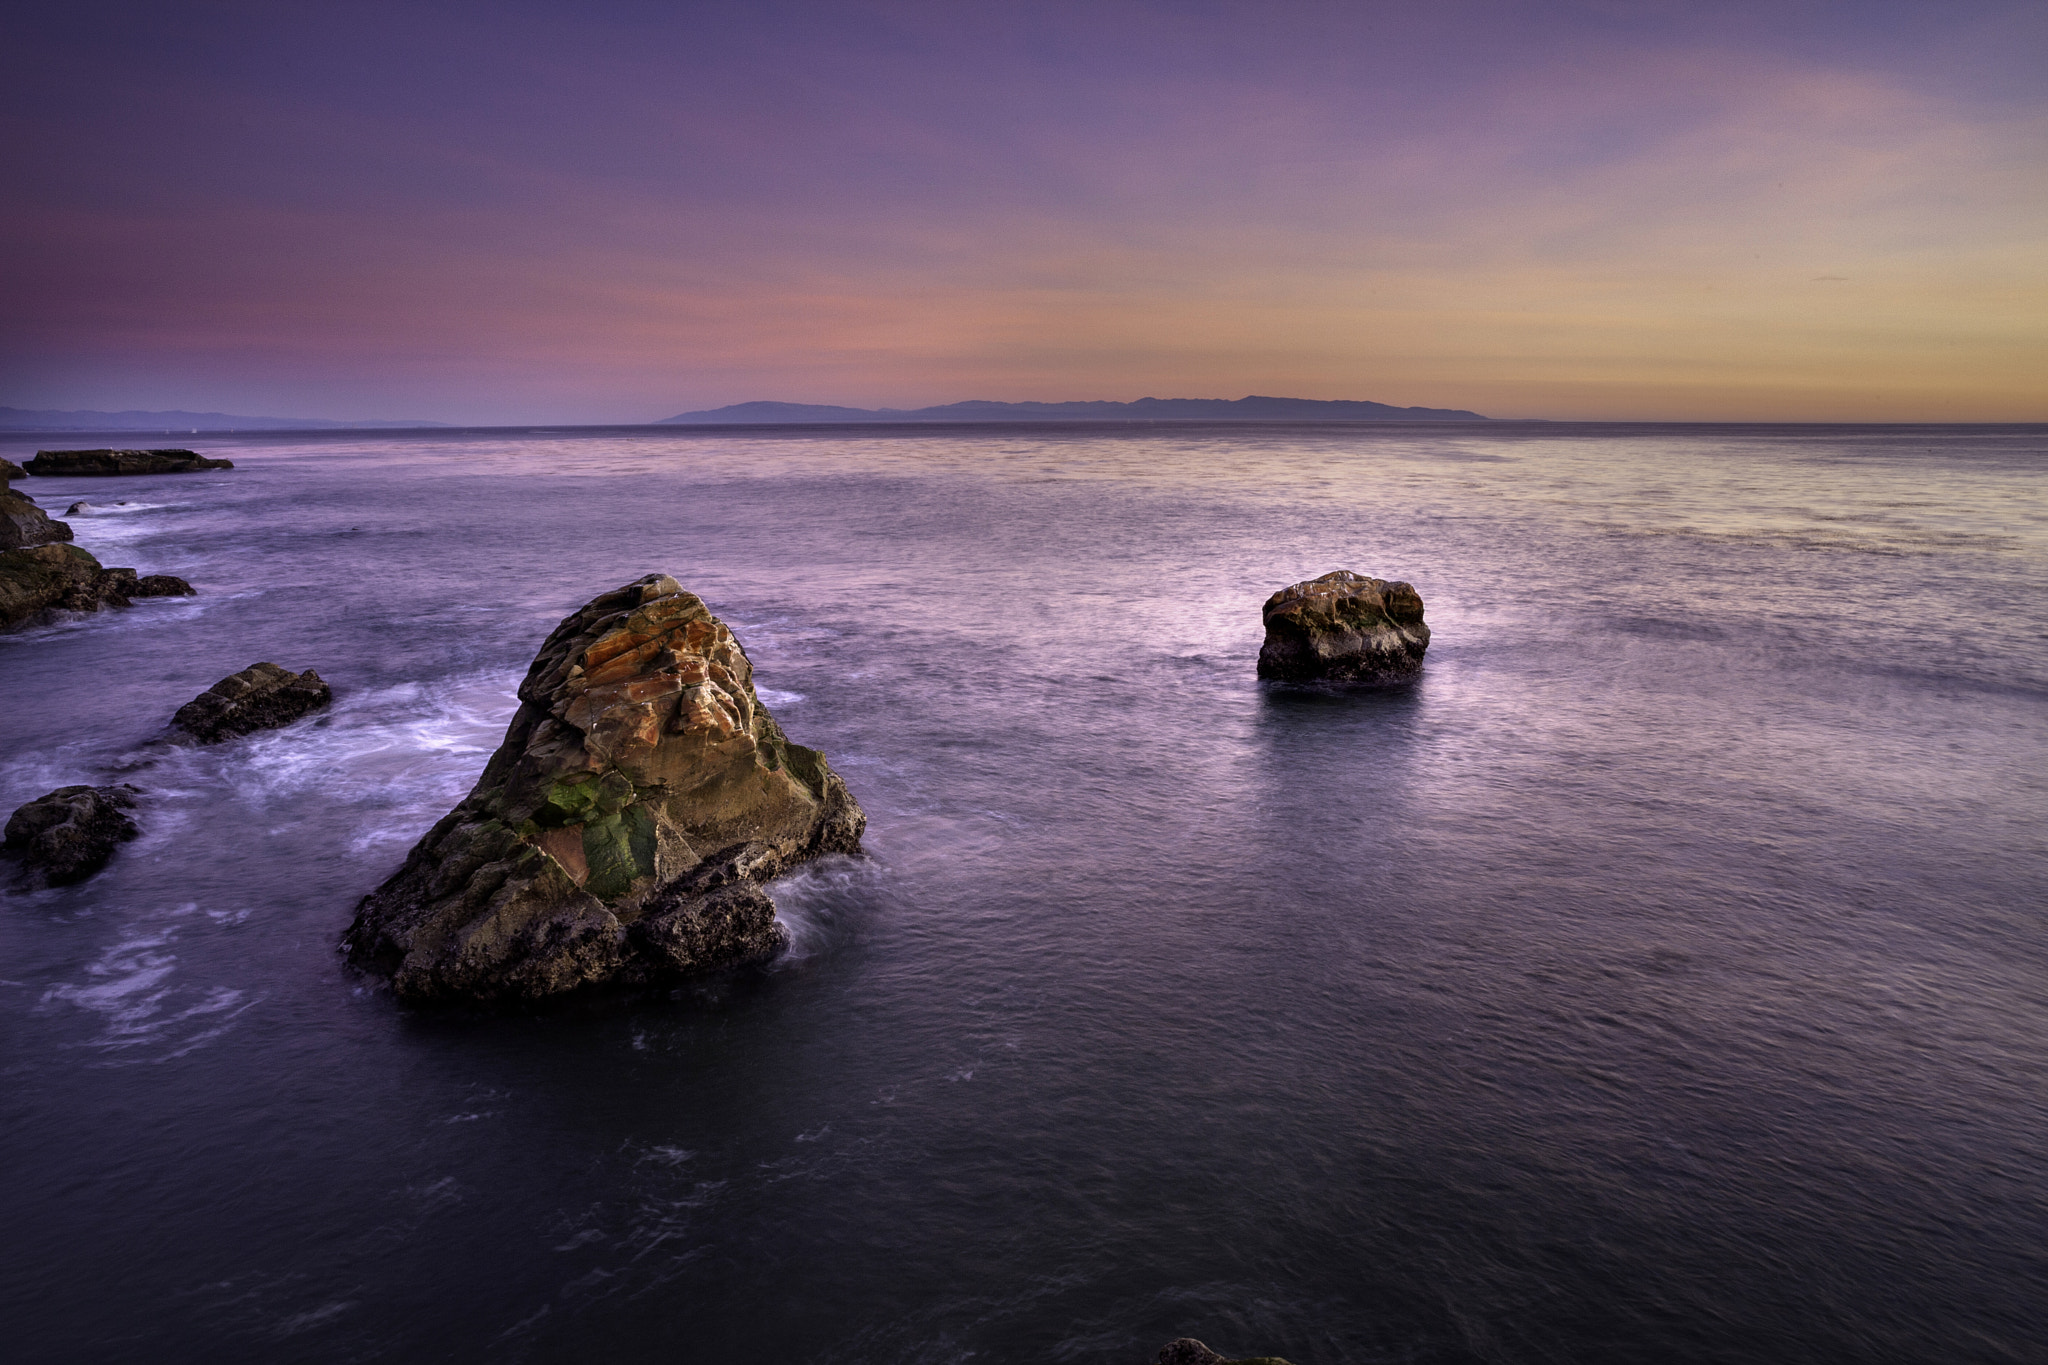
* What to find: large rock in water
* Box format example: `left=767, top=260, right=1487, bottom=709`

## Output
left=24, top=448, right=233, bottom=475
left=3, top=784, right=141, bottom=886
left=1, top=485, right=74, bottom=550
left=344, top=574, right=865, bottom=1001
left=171, top=663, right=333, bottom=741
left=1256, top=569, right=1430, bottom=682
left=0, top=543, right=195, bottom=629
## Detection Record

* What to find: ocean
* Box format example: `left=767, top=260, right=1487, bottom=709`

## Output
left=2, top=422, right=2043, bottom=1364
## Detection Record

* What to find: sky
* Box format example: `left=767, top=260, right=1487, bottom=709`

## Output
left=3, top=0, right=2044, bottom=424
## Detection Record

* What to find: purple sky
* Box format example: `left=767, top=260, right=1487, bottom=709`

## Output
left=4, top=0, right=2044, bottom=422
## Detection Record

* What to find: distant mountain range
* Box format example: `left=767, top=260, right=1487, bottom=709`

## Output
left=658, top=395, right=1488, bottom=424
left=0, top=406, right=446, bottom=431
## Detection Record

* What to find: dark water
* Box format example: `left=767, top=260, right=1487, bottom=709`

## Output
left=3, top=423, right=2044, bottom=1365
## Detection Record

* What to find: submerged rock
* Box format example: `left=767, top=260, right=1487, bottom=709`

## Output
left=171, top=663, right=332, bottom=742
left=0, top=543, right=195, bottom=629
left=344, top=573, right=864, bottom=1002
left=1256, top=569, right=1430, bottom=683
left=1154, top=1339, right=1295, bottom=1365
left=1, top=485, right=74, bottom=550
left=24, top=448, right=233, bottom=476
left=3, top=784, right=141, bottom=885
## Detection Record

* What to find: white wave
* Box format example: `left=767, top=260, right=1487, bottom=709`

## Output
left=765, top=851, right=877, bottom=960
left=754, top=685, right=805, bottom=707
left=270, top=1301, right=356, bottom=1337
left=198, top=672, right=520, bottom=850
left=0, top=588, right=216, bottom=647
left=635, top=1144, right=696, bottom=1167
left=38, top=916, right=260, bottom=1062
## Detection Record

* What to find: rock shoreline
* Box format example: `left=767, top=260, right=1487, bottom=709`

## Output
left=0, top=542, right=195, bottom=628
left=2, top=483, right=74, bottom=551
left=0, top=457, right=197, bottom=628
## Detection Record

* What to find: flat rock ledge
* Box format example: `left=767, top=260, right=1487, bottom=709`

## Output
left=171, top=663, right=333, bottom=742
left=24, top=448, right=233, bottom=476
left=343, top=574, right=865, bottom=1002
left=4, top=784, right=141, bottom=886
left=1154, top=1338, right=1295, bottom=1365
left=1256, top=569, right=1430, bottom=683
left=0, top=543, right=196, bottom=629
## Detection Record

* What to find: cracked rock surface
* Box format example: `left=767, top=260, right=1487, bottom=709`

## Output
left=343, top=574, right=864, bottom=1002
left=0, top=543, right=195, bottom=629
left=171, top=662, right=333, bottom=742
left=3, top=784, right=141, bottom=886
left=1, top=485, right=73, bottom=551
left=1256, top=568, right=1430, bottom=683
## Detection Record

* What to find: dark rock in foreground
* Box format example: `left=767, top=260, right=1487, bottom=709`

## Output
left=171, top=663, right=332, bottom=742
left=2, top=485, right=74, bottom=550
left=344, top=573, right=865, bottom=1002
left=4, top=784, right=141, bottom=885
left=24, top=448, right=233, bottom=476
left=0, top=543, right=196, bottom=629
left=1155, top=1339, right=1295, bottom=1365
left=1256, top=569, right=1430, bottom=683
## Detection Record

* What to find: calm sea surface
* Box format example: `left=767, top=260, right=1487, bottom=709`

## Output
left=2, top=423, right=2044, bottom=1364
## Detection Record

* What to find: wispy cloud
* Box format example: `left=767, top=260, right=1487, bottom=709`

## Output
left=3, top=1, right=2043, bottom=420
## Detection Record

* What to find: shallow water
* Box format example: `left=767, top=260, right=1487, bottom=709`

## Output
left=2, top=422, right=2044, bottom=1364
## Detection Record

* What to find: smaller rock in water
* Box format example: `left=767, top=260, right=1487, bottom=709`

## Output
left=1154, top=1339, right=1295, bottom=1365
left=24, top=448, right=234, bottom=476
left=4, top=784, right=141, bottom=886
left=0, top=458, right=26, bottom=484
left=171, top=662, right=332, bottom=742
left=67, top=501, right=94, bottom=515
left=1256, top=569, right=1430, bottom=683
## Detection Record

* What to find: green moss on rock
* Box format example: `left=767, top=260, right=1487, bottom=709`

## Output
left=344, top=573, right=865, bottom=1002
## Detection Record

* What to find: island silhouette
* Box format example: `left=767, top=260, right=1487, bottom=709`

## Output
left=658, top=395, right=1487, bottom=423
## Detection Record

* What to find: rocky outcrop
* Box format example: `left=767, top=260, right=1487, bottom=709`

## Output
left=0, top=458, right=26, bottom=482
left=24, top=448, right=233, bottom=476
left=1, top=485, right=74, bottom=550
left=0, top=543, right=196, bottom=629
left=1256, top=569, right=1430, bottom=682
left=344, top=574, right=864, bottom=1002
left=170, top=663, right=333, bottom=742
left=3, top=784, right=141, bottom=885
left=1154, top=1339, right=1294, bottom=1365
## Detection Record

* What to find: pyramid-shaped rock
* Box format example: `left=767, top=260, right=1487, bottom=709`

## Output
left=344, top=575, right=863, bottom=1001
